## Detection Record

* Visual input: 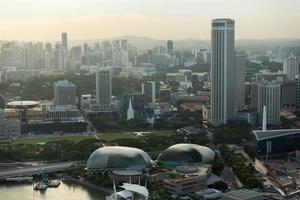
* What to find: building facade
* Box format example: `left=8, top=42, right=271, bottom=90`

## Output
left=142, top=81, right=156, bottom=105
left=257, top=82, right=281, bottom=126
left=210, top=18, right=235, bottom=125
left=283, top=53, right=300, bottom=81
left=54, top=80, right=77, bottom=106
left=96, top=70, right=112, bottom=110
left=234, top=50, right=246, bottom=112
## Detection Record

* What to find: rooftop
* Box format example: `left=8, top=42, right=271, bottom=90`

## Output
left=54, top=80, right=76, bottom=88
left=222, top=189, right=262, bottom=199
left=253, top=129, right=300, bottom=141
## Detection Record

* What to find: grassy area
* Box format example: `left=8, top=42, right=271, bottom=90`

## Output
left=0, top=130, right=175, bottom=145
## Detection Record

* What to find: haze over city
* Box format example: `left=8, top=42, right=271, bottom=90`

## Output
left=1, top=1, right=300, bottom=200
left=0, top=0, right=300, bottom=41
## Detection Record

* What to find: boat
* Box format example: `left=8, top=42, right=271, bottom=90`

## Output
left=33, top=182, right=48, bottom=191
left=47, top=180, right=61, bottom=188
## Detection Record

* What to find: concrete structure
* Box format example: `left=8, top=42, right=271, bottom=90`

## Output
left=283, top=53, right=300, bottom=80
left=221, top=189, right=263, bottom=200
left=235, top=110, right=258, bottom=126
left=234, top=50, right=246, bottom=112
left=96, top=70, right=112, bottom=110
left=71, top=46, right=82, bottom=65
left=257, top=82, right=281, bottom=126
left=167, top=40, right=174, bottom=54
left=3, top=67, right=40, bottom=82
left=281, top=81, right=296, bottom=108
left=210, top=18, right=235, bottom=125
left=47, top=105, right=80, bottom=120
left=142, top=81, right=156, bottom=105
left=61, top=32, right=68, bottom=52
left=0, top=120, right=21, bottom=138
left=54, top=80, right=77, bottom=106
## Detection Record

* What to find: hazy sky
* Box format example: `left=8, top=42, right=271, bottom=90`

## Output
left=0, top=0, right=299, bottom=41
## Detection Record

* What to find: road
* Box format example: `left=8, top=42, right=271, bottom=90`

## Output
left=0, top=161, right=77, bottom=180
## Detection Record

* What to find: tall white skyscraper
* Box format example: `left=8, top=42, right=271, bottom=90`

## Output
left=210, top=18, right=235, bottom=125
left=96, top=70, right=112, bottom=110
left=234, top=50, right=246, bottom=112
left=283, top=52, right=300, bottom=80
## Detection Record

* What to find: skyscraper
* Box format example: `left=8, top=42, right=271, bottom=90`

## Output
left=210, top=18, right=235, bottom=125
left=61, top=32, right=68, bottom=52
left=54, top=80, right=77, bottom=106
left=142, top=81, right=156, bottom=105
left=167, top=40, right=174, bottom=54
left=257, top=82, right=281, bottom=126
left=234, top=50, right=246, bottom=112
left=54, top=42, right=64, bottom=70
left=283, top=52, right=300, bottom=80
left=96, top=70, right=112, bottom=109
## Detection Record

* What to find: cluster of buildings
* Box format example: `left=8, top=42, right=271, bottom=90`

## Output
left=209, top=19, right=300, bottom=129
left=0, top=80, right=86, bottom=137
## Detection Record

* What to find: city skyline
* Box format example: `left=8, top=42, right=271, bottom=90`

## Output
left=0, top=0, right=299, bottom=41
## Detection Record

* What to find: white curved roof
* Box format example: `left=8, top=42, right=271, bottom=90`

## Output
left=166, top=143, right=215, bottom=162
left=117, top=190, right=133, bottom=199
left=7, top=101, right=39, bottom=107
left=86, top=146, right=151, bottom=170
left=120, top=183, right=149, bottom=199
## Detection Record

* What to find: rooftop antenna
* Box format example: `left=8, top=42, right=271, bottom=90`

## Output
left=262, top=106, right=267, bottom=131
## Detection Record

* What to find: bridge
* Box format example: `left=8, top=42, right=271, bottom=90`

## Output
left=0, top=161, right=77, bottom=180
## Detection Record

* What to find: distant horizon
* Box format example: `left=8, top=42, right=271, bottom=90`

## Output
left=0, top=0, right=299, bottom=41
left=1, top=35, right=300, bottom=43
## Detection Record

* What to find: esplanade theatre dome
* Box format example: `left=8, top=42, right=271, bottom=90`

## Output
left=86, top=146, right=151, bottom=173
left=157, top=143, right=215, bottom=168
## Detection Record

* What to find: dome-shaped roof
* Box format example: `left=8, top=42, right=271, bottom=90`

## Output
left=157, top=143, right=215, bottom=168
left=86, top=146, right=151, bottom=171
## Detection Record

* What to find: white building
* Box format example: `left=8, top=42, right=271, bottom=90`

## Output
left=257, top=82, right=281, bottom=126
left=283, top=53, right=300, bottom=80
left=210, top=19, right=235, bottom=125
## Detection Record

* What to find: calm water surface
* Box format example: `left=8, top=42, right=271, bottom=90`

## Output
left=0, top=181, right=106, bottom=200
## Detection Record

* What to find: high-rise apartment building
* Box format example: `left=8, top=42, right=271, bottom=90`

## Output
left=61, top=32, right=68, bottom=52
left=210, top=18, right=235, bottom=125
left=96, top=70, right=112, bottom=109
left=142, top=81, right=156, bottom=105
left=283, top=53, right=300, bottom=80
left=257, top=82, right=281, bottom=126
left=167, top=40, right=174, bottom=54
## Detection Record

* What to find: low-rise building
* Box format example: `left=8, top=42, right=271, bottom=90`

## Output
left=0, top=120, right=21, bottom=138
left=221, top=189, right=263, bottom=200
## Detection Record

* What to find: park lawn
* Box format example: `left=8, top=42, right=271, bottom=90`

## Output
left=0, top=130, right=175, bottom=145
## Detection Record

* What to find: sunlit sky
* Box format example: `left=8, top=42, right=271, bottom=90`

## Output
left=0, top=0, right=299, bottom=41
